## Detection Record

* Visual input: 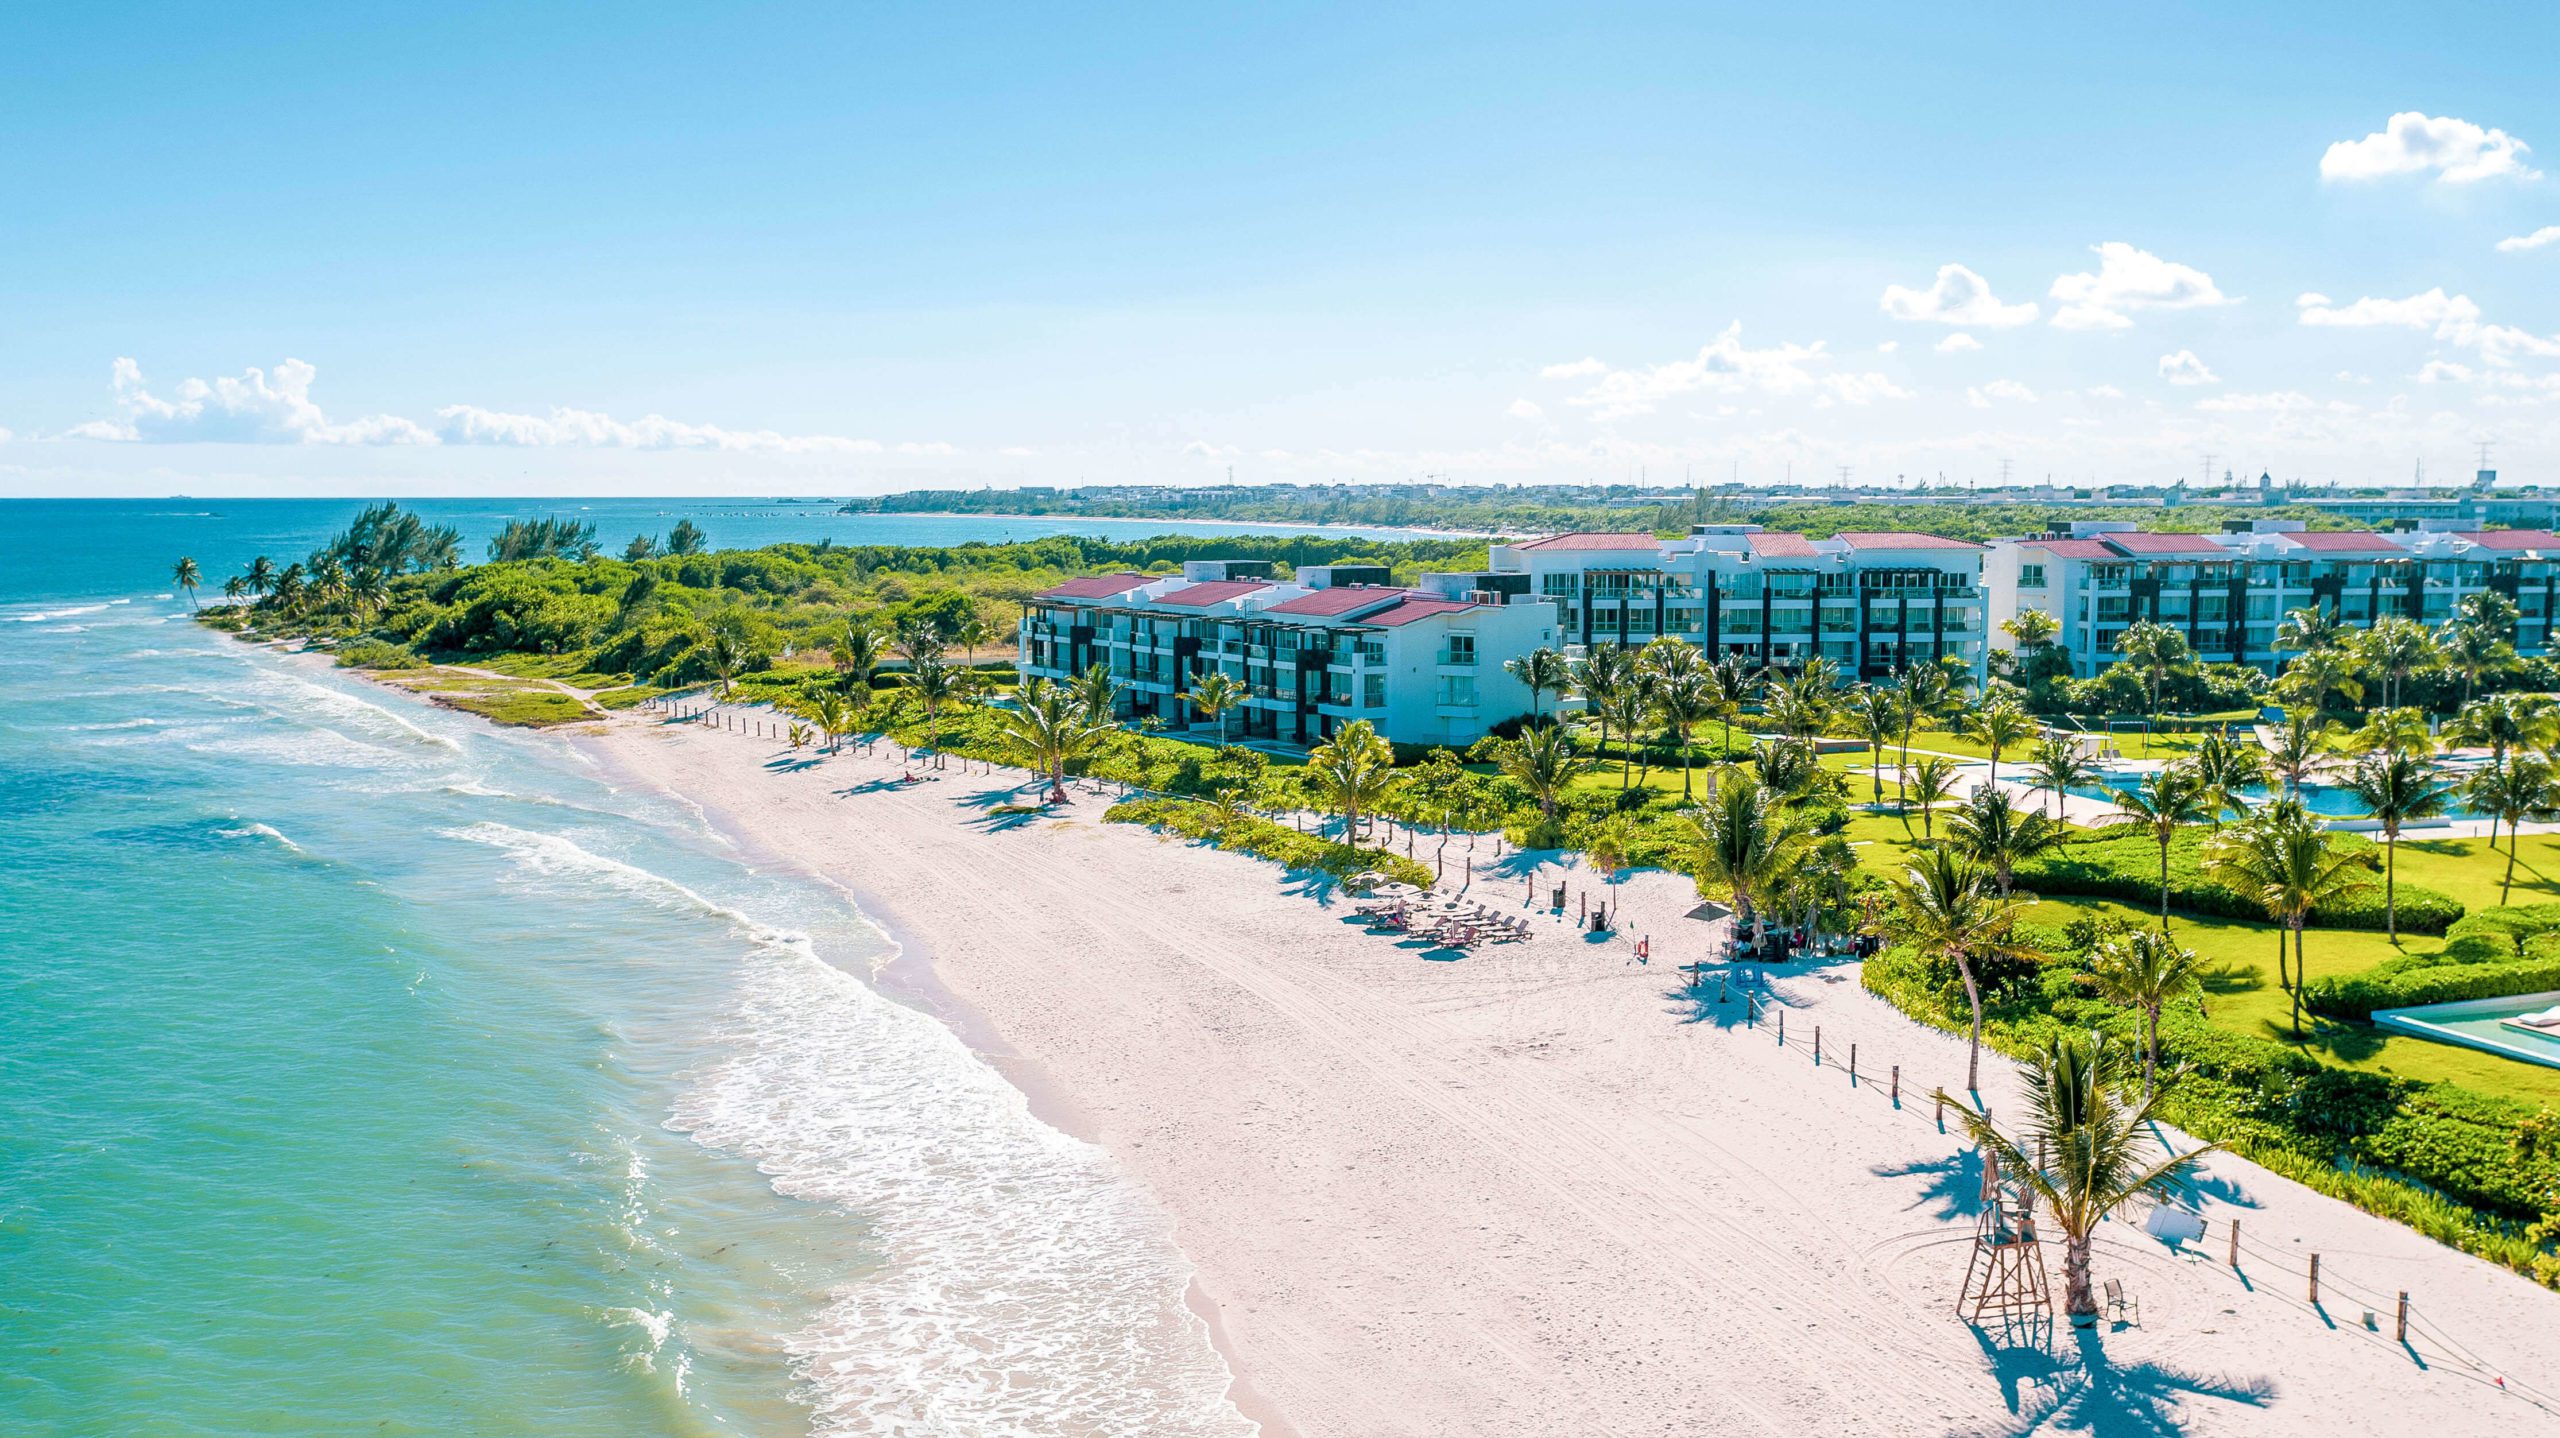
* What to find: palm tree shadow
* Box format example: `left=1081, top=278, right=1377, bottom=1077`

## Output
left=763, top=756, right=824, bottom=773
left=2291, top=1021, right=2386, bottom=1063
left=1982, top=1326, right=2274, bottom=1436
left=1873, top=1147, right=1987, bottom=1220
left=952, top=783, right=1039, bottom=811
left=2195, top=962, right=2257, bottom=998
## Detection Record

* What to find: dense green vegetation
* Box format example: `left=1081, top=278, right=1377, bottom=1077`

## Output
left=2015, top=828, right=2463, bottom=935
left=847, top=481, right=2369, bottom=546
left=1106, top=797, right=1434, bottom=890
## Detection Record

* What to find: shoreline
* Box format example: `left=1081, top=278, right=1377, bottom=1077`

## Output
left=574, top=728, right=1304, bottom=1438
left=832, top=507, right=1506, bottom=540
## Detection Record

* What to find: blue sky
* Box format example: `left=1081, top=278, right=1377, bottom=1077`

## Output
left=4, top=2, right=2556, bottom=496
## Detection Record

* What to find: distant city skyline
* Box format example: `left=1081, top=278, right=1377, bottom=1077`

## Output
left=2, top=4, right=2555, bottom=496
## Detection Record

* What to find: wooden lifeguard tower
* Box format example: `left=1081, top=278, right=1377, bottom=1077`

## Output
left=1957, top=1147, right=2052, bottom=1323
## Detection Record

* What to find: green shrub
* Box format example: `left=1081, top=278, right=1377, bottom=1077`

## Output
left=2014, top=829, right=2462, bottom=935
left=332, top=639, right=423, bottom=670
left=2307, top=957, right=2560, bottom=1020
left=1104, top=797, right=1435, bottom=890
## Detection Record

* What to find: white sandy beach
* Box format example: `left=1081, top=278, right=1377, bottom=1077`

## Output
left=586, top=710, right=2560, bottom=1437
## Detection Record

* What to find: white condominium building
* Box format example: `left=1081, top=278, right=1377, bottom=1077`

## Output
left=1984, top=520, right=2560, bottom=677
left=1483, top=526, right=1989, bottom=684
left=1016, top=560, right=1560, bottom=748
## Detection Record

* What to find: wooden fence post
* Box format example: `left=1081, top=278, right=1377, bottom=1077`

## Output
left=1890, top=1065, right=1899, bottom=1103
left=1933, top=1090, right=1944, bottom=1128
left=2228, top=1219, right=2240, bottom=1268
left=2308, top=1254, right=2321, bottom=1306
left=1849, top=1043, right=1857, bottom=1084
left=1776, top=1011, right=1784, bottom=1045
left=2396, top=1292, right=2408, bottom=1344
left=1813, top=1025, right=1821, bottom=1064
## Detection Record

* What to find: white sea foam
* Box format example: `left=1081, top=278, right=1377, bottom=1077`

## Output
left=443, top=821, right=1257, bottom=1438
left=5, top=602, right=112, bottom=622
left=252, top=672, right=459, bottom=749
left=216, top=822, right=306, bottom=854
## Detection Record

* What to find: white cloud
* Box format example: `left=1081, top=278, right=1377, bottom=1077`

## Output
left=1879, top=264, right=2038, bottom=327
left=63, top=356, right=915, bottom=454
left=73, top=357, right=436, bottom=445
left=2335, top=370, right=2373, bottom=384
left=2416, top=360, right=2476, bottom=384
left=1561, top=323, right=1903, bottom=420
left=1539, top=356, right=1608, bottom=379
left=1505, top=398, right=1545, bottom=421
left=1876, top=340, right=1899, bottom=354
left=2157, top=350, right=2220, bottom=386
left=2321, top=112, right=2539, bottom=184
left=998, top=445, right=1038, bottom=458
left=2496, top=226, right=2560, bottom=253
left=1965, top=379, right=2039, bottom=407
left=2048, top=243, right=2234, bottom=330
left=1935, top=333, right=1983, bottom=354
left=2295, top=288, right=2560, bottom=365
left=2083, top=385, right=2127, bottom=400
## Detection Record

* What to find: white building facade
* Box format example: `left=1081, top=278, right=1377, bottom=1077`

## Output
left=1483, top=526, right=1989, bottom=684
left=1984, top=521, right=2560, bottom=677
left=1016, top=560, right=1560, bottom=748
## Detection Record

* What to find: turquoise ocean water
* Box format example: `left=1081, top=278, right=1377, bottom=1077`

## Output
left=0, top=500, right=1402, bottom=1436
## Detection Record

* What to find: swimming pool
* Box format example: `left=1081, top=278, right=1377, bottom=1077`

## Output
left=2374, top=992, right=2560, bottom=1071
left=2061, top=775, right=2486, bottom=823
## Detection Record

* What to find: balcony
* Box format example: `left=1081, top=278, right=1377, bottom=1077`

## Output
left=1438, top=648, right=1477, bottom=667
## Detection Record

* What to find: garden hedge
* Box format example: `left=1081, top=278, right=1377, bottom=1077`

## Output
left=1104, top=797, right=1436, bottom=890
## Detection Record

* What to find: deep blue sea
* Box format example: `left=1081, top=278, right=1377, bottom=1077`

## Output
left=0, top=500, right=1314, bottom=1436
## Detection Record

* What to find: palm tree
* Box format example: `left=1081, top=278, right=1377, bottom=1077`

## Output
left=2353, top=615, right=2437, bottom=712
left=1748, top=735, right=1830, bottom=805
left=1681, top=772, right=1807, bottom=948
left=2456, top=588, right=2521, bottom=642
left=807, top=689, right=856, bottom=753
left=664, top=519, right=709, bottom=556
left=2187, top=729, right=2268, bottom=824
left=2466, top=755, right=2560, bottom=904
left=1183, top=670, right=1246, bottom=747
left=1893, top=662, right=1952, bottom=767
left=1944, top=786, right=2071, bottom=896
left=2001, top=608, right=2060, bottom=653
left=2277, top=646, right=2363, bottom=720
left=1600, top=682, right=1650, bottom=790
left=2346, top=706, right=2432, bottom=763
left=2112, top=620, right=2190, bottom=741
left=271, top=564, right=306, bottom=614
left=1306, top=719, right=1399, bottom=850
left=2089, top=930, right=2204, bottom=1095
left=1902, top=754, right=1961, bottom=838
left=2104, top=765, right=2213, bottom=928
left=2025, top=736, right=2097, bottom=820
left=1965, top=695, right=2036, bottom=786
left=1711, top=651, right=1755, bottom=756
left=704, top=623, right=750, bottom=699
left=2273, top=605, right=2343, bottom=658
left=1884, top=846, right=2042, bottom=1092
left=1496, top=721, right=1585, bottom=823
left=2444, top=692, right=2557, bottom=766
left=836, top=621, right=888, bottom=697
left=2436, top=618, right=2516, bottom=707
left=1849, top=683, right=1905, bottom=808
left=171, top=557, right=201, bottom=610
left=1944, top=1030, right=2216, bottom=1321
left=894, top=615, right=946, bottom=670
left=1765, top=671, right=1836, bottom=742
left=2203, top=802, right=2369, bottom=1035
left=245, top=555, right=277, bottom=597
left=2346, top=749, right=2450, bottom=941
left=1652, top=667, right=1715, bottom=800
left=221, top=575, right=247, bottom=604
left=906, top=652, right=963, bottom=760
left=1070, top=663, right=1119, bottom=726
left=2265, top=710, right=2330, bottom=799
left=1002, top=677, right=1115, bottom=803
left=1503, top=646, right=1571, bottom=722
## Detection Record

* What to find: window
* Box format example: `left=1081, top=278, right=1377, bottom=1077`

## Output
left=1445, top=634, right=1476, bottom=665
left=1363, top=674, right=1385, bottom=708
left=1437, top=675, right=1477, bottom=707
left=2018, top=564, right=2046, bottom=589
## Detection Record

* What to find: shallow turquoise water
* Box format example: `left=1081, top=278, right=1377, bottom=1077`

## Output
left=0, top=504, right=1261, bottom=1436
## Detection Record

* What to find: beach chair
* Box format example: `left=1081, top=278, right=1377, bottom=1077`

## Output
left=2102, top=1279, right=2139, bottom=1325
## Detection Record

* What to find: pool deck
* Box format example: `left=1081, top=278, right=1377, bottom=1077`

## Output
left=2375, top=991, right=2560, bottom=1071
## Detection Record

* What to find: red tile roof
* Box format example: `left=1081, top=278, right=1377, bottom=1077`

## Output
left=1038, top=572, right=1153, bottom=600
left=2100, top=532, right=2228, bottom=556
left=1359, top=597, right=1478, bottom=627
left=2281, top=530, right=2406, bottom=553
left=1509, top=531, right=1663, bottom=551
left=1833, top=531, right=1983, bottom=551
left=1744, top=531, right=1821, bottom=558
left=1264, top=585, right=1407, bottom=618
left=1152, top=579, right=1272, bottom=607
left=2024, top=538, right=2119, bottom=560
left=2460, top=529, right=2560, bottom=551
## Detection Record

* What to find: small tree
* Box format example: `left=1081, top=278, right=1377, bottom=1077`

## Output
left=1965, top=696, right=2036, bottom=786
left=2088, top=929, right=2205, bottom=1095
left=2104, top=765, right=2212, bottom=929
left=1902, top=754, right=1960, bottom=839
left=2347, top=749, right=2450, bottom=941
left=1503, top=646, right=1571, bottom=722
left=1306, top=719, right=1399, bottom=852
left=1182, top=670, right=1246, bottom=747
left=1883, top=846, right=2041, bottom=1092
